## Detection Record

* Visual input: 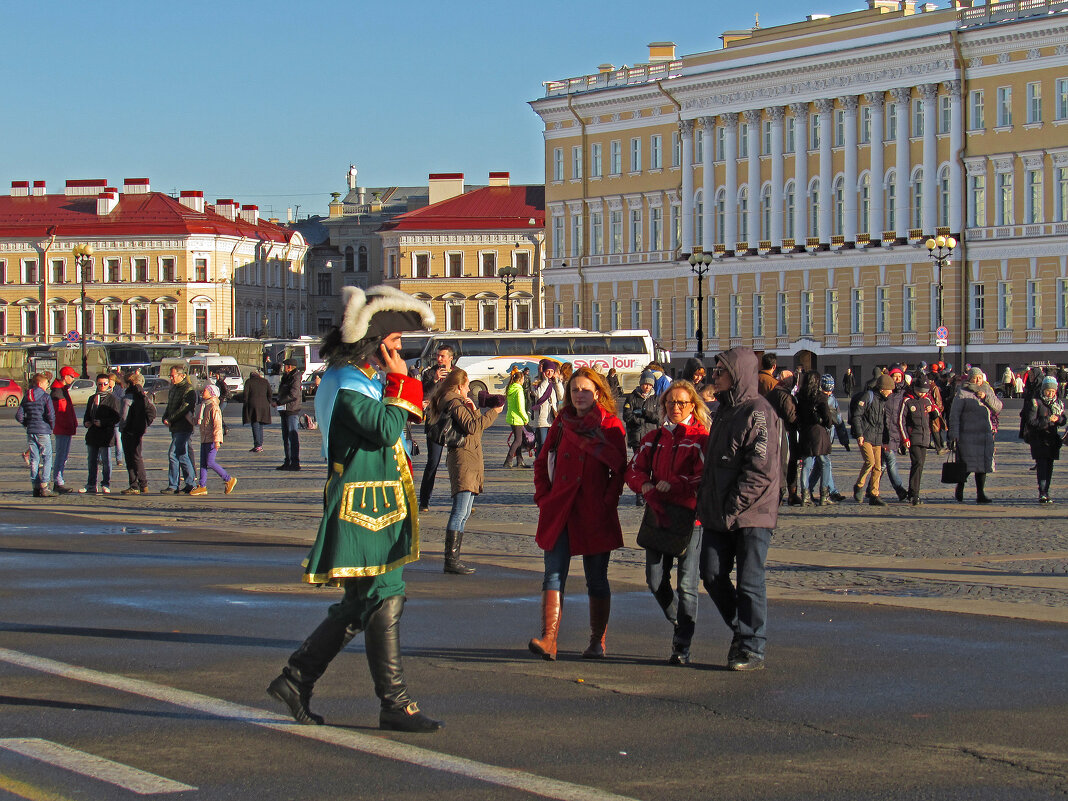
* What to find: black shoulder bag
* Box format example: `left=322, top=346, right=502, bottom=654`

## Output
left=427, top=401, right=466, bottom=448
left=636, top=429, right=698, bottom=557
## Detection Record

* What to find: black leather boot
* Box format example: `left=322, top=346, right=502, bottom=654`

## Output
left=365, top=595, right=443, bottom=732
left=444, top=530, right=475, bottom=575
left=267, top=615, right=359, bottom=725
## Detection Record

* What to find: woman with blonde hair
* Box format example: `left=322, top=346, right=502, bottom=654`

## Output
left=529, top=367, right=628, bottom=660
left=625, top=380, right=709, bottom=665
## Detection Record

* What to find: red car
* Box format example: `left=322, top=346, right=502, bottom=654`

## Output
left=0, top=378, right=24, bottom=408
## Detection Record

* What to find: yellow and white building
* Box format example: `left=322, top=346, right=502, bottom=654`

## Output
left=530, top=0, right=1068, bottom=377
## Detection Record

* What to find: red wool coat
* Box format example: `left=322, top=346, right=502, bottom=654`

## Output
left=533, top=405, right=628, bottom=555
left=624, top=418, right=709, bottom=524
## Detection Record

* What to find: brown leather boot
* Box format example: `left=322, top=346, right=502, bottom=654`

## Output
left=528, top=590, right=561, bottom=660
left=581, top=595, right=611, bottom=659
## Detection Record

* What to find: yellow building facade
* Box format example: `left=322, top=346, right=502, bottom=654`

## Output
left=530, top=0, right=1068, bottom=378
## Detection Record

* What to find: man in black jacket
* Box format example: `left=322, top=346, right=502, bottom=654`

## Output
left=119, top=371, right=156, bottom=494
left=83, top=374, right=122, bottom=494
left=275, top=358, right=302, bottom=471
left=161, top=366, right=199, bottom=494
left=850, top=373, right=895, bottom=506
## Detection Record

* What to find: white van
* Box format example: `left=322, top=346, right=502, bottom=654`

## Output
left=187, top=353, right=244, bottom=397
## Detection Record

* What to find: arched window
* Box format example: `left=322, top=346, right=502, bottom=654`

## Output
left=357, top=245, right=368, bottom=272
left=760, top=185, right=772, bottom=240
left=738, top=186, right=749, bottom=242
left=938, top=166, right=951, bottom=228
left=784, top=181, right=796, bottom=240
left=911, top=168, right=924, bottom=229
left=344, top=246, right=354, bottom=272
left=833, top=176, right=845, bottom=236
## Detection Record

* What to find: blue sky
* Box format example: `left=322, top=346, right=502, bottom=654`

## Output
left=4, top=0, right=868, bottom=220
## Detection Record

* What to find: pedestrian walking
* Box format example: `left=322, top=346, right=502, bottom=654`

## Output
left=418, top=344, right=455, bottom=510
left=528, top=367, right=627, bottom=661
left=625, top=380, right=709, bottom=665
left=16, top=373, right=55, bottom=497
left=949, top=367, right=1003, bottom=504
left=160, top=366, right=199, bottom=494
left=796, top=371, right=835, bottom=506
left=696, top=348, right=781, bottom=671
left=850, top=374, right=895, bottom=506
left=898, top=375, right=937, bottom=505
left=82, top=373, right=121, bottom=494
left=530, top=359, right=564, bottom=457
left=805, top=375, right=849, bottom=502
left=274, top=358, right=302, bottom=471
left=118, top=371, right=156, bottom=494
left=190, top=384, right=236, bottom=496
left=267, top=285, right=442, bottom=732
left=765, top=369, right=800, bottom=505
left=841, top=368, right=856, bottom=397
left=213, top=371, right=232, bottom=435
left=428, top=370, right=504, bottom=575
left=622, top=371, right=659, bottom=505
left=502, top=369, right=531, bottom=468
left=242, top=370, right=272, bottom=452
left=1022, top=375, right=1065, bottom=503
left=681, top=357, right=707, bottom=390
left=50, top=365, right=80, bottom=494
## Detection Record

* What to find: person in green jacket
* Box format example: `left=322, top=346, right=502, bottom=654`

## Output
left=503, top=369, right=531, bottom=468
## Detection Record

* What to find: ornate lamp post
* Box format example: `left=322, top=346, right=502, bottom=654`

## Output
left=687, top=248, right=713, bottom=359
left=72, top=244, right=94, bottom=378
left=498, top=265, right=518, bottom=331
left=925, top=235, right=956, bottom=363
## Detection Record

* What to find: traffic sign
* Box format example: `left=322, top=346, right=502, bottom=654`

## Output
left=935, top=338, right=948, bottom=348
left=935, top=326, right=949, bottom=340
left=65, top=330, right=80, bottom=343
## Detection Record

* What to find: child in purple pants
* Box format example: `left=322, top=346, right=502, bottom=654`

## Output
left=190, top=384, right=237, bottom=497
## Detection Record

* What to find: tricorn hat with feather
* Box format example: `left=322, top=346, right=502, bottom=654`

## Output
left=339, top=285, right=435, bottom=344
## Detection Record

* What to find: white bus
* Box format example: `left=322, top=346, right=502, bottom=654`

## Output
left=418, top=329, right=666, bottom=396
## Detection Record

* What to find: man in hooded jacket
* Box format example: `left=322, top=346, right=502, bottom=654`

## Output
left=696, top=347, right=781, bottom=671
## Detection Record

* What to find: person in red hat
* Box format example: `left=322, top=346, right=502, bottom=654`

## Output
left=49, top=365, right=81, bottom=493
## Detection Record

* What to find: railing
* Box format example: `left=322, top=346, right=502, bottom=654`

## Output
left=776, top=336, right=789, bottom=349
left=851, top=333, right=865, bottom=347
left=825, top=335, right=839, bottom=348
left=959, top=0, right=1068, bottom=28
left=902, top=332, right=917, bottom=346
left=969, top=330, right=985, bottom=344
left=876, top=333, right=890, bottom=346
left=1058, top=329, right=1068, bottom=343
left=1027, top=329, right=1043, bottom=343
left=998, top=329, right=1014, bottom=344
left=543, top=60, right=685, bottom=97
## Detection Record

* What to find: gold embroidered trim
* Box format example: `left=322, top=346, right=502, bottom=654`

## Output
left=395, top=439, right=420, bottom=561
left=339, top=480, right=407, bottom=530
left=384, top=396, right=422, bottom=420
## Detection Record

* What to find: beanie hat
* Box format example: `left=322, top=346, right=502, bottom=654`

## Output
left=1042, top=376, right=1058, bottom=390
left=819, top=373, right=835, bottom=391
left=639, top=370, right=656, bottom=387
left=912, top=375, right=930, bottom=390
left=876, top=374, right=895, bottom=391
left=539, top=358, right=557, bottom=373
left=204, top=384, right=221, bottom=398
left=967, top=367, right=985, bottom=383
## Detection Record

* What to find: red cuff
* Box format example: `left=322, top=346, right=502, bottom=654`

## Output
left=383, top=373, right=423, bottom=421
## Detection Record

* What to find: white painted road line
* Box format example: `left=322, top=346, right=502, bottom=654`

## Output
left=0, top=647, right=642, bottom=801
left=0, top=738, right=196, bottom=795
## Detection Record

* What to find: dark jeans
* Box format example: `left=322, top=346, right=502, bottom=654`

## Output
left=882, top=449, right=907, bottom=495
left=506, top=424, right=527, bottom=464
left=121, top=431, right=147, bottom=490
left=419, top=436, right=444, bottom=507
left=645, top=525, right=702, bottom=649
left=280, top=411, right=300, bottom=467
left=541, top=529, right=611, bottom=597
left=1036, top=458, right=1054, bottom=497
left=86, top=443, right=112, bottom=490
left=700, top=526, right=772, bottom=657
left=534, top=426, right=551, bottom=458
left=907, top=443, right=927, bottom=499
left=250, top=421, right=264, bottom=448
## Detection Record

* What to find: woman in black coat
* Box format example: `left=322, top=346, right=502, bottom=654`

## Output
left=1023, top=376, right=1066, bottom=504
left=242, top=371, right=273, bottom=452
left=796, top=371, right=834, bottom=505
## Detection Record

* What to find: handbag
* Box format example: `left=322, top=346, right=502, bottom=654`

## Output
left=634, top=428, right=696, bottom=556
left=427, top=403, right=466, bottom=448
left=940, top=446, right=967, bottom=484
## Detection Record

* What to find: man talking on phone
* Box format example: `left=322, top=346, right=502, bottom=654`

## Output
left=418, top=344, right=455, bottom=511
left=267, top=285, right=442, bottom=732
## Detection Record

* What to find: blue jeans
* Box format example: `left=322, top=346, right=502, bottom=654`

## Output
left=28, top=433, right=53, bottom=488
left=645, top=524, right=702, bottom=649
left=167, top=429, right=196, bottom=489
left=534, top=426, right=550, bottom=458
left=801, top=454, right=833, bottom=495
left=250, top=421, right=264, bottom=448
left=447, top=490, right=475, bottom=532
left=52, top=434, right=72, bottom=487
left=541, top=529, right=611, bottom=597
left=882, top=449, right=907, bottom=494
left=700, top=526, right=772, bottom=657
left=86, top=443, right=112, bottom=490
left=806, top=455, right=839, bottom=494
left=280, top=411, right=300, bottom=466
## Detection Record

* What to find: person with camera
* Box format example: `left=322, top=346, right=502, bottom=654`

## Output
left=418, top=345, right=455, bottom=510
left=1023, top=375, right=1066, bottom=504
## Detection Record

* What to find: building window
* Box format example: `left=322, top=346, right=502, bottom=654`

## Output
left=704, top=295, right=717, bottom=340
left=776, top=292, right=789, bottom=337
left=50, top=306, right=65, bottom=336
left=358, top=246, right=368, bottom=272
left=998, top=281, right=1012, bottom=329
left=447, top=252, right=463, bottom=278
left=50, top=259, right=64, bottom=284
left=714, top=190, right=725, bottom=244
left=800, top=291, right=813, bottom=336
left=196, top=306, right=209, bottom=338
left=1056, top=78, right=1068, bottom=120
left=608, top=299, right=620, bottom=330
left=104, top=305, right=120, bottom=336
left=809, top=181, right=820, bottom=237
left=694, top=193, right=704, bottom=248
left=912, top=99, right=924, bottom=137
left=650, top=207, right=663, bottom=251
left=671, top=131, right=681, bottom=167
left=969, top=174, right=986, bottom=227
left=480, top=252, right=495, bottom=278
left=317, top=273, right=331, bottom=295
left=553, top=303, right=563, bottom=327
left=1056, top=167, right=1068, bottom=221
left=939, top=95, right=951, bottom=134
left=630, top=137, right=641, bottom=172
left=694, top=128, right=703, bottom=164
left=671, top=205, right=681, bottom=250
left=860, top=106, right=871, bottom=144
left=515, top=251, right=530, bottom=276
left=160, top=257, right=175, bottom=282
left=738, top=123, right=749, bottom=158
left=132, top=258, right=147, bottom=283
left=571, top=145, right=583, bottom=179
left=445, top=301, right=464, bottom=332
left=650, top=135, right=662, bottom=170
left=876, top=286, right=889, bottom=333
left=553, top=147, right=564, bottom=182
left=590, top=143, right=602, bottom=178
left=551, top=217, right=564, bottom=259
left=971, top=283, right=985, bottom=330
left=591, top=301, right=602, bottom=331
left=131, top=305, right=148, bottom=335
left=903, top=285, right=916, bottom=333
left=996, top=86, right=1012, bottom=127
left=387, top=253, right=397, bottom=278
left=970, top=90, right=985, bottom=130
left=571, top=215, right=583, bottom=258
left=480, top=301, right=497, bottom=331
left=415, top=253, right=431, bottom=278
left=1059, top=280, right=1068, bottom=329
left=572, top=301, right=582, bottom=328
left=652, top=299, right=662, bottom=339
left=997, top=172, right=1014, bottom=225
left=23, top=259, right=38, bottom=284
left=76, top=257, right=91, bottom=284
left=1027, top=170, right=1044, bottom=224
left=22, top=306, right=39, bottom=336
left=629, top=209, right=642, bottom=252
left=860, top=175, right=872, bottom=234
left=1027, top=82, right=1042, bottom=124
left=753, top=294, right=764, bottom=338
left=826, top=289, right=839, bottom=335
left=738, top=188, right=749, bottom=242
left=609, top=210, right=623, bottom=253
left=912, top=171, right=924, bottom=229
left=590, top=212, right=603, bottom=255
left=161, top=305, right=177, bottom=336
left=193, top=258, right=206, bottom=282
left=931, top=283, right=940, bottom=330
left=609, top=140, right=622, bottom=175
left=761, top=186, right=772, bottom=240
left=851, top=288, right=864, bottom=334
left=631, top=299, right=642, bottom=328
left=834, top=109, right=845, bottom=147
left=939, top=167, right=951, bottom=228
left=833, top=177, right=845, bottom=236
left=784, top=182, right=795, bottom=240
left=887, top=102, right=898, bottom=140
left=716, top=126, right=725, bottom=161
left=785, top=117, right=795, bottom=153
left=809, top=114, right=819, bottom=150
left=0, top=260, right=5, bottom=283
left=762, top=120, right=772, bottom=155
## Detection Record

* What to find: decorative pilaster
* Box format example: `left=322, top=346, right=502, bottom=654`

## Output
left=841, top=96, right=859, bottom=244
left=769, top=106, right=785, bottom=247
left=892, top=87, right=912, bottom=240
left=680, top=119, right=695, bottom=252
left=921, top=83, right=938, bottom=234
left=816, top=98, right=834, bottom=246
left=865, top=92, right=885, bottom=240
left=790, top=103, right=809, bottom=244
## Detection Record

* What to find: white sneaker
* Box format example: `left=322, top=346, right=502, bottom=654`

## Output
left=79, top=487, right=90, bottom=494
left=100, top=487, right=111, bottom=494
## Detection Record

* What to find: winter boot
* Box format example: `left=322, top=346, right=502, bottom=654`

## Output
left=581, top=595, right=611, bottom=659
left=444, top=530, right=475, bottom=575
left=365, top=595, right=443, bottom=732
left=528, top=590, right=562, bottom=660
left=267, top=615, right=360, bottom=725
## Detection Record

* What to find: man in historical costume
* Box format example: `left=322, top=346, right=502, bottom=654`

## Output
left=267, top=285, right=442, bottom=733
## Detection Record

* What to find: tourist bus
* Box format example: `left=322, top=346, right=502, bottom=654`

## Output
left=48, top=342, right=152, bottom=376
left=417, top=329, right=666, bottom=396
left=143, top=342, right=208, bottom=364
left=0, top=344, right=53, bottom=381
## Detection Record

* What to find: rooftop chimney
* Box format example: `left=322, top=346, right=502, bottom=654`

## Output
left=240, top=204, right=260, bottom=225
left=428, top=173, right=465, bottom=205
left=179, top=190, right=205, bottom=213
left=213, top=199, right=238, bottom=221
left=488, top=172, right=510, bottom=187
left=123, top=178, right=150, bottom=194
left=97, top=189, right=119, bottom=215
left=10, top=181, right=29, bottom=198
left=65, top=179, right=108, bottom=197
left=598, top=63, right=615, bottom=74
left=647, top=42, right=676, bottom=63
left=32, top=180, right=45, bottom=196
left=357, top=186, right=367, bottom=205
left=867, top=0, right=901, bottom=9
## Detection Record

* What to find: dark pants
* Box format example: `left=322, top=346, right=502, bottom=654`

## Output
left=250, top=421, right=264, bottom=448
left=280, top=411, right=300, bottom=467
left=86, top=443, right=112, bottom=490
left=541, top=529, right=611, bottom=597
left=121, top=431, right=147, bottom=490
left=907, top=443, right=927, bottom=499
left=1036, top=458, right=1054, bottom=497
left=700, top=526, right=772, bottom=657
left=506, top=424, right=527, bottom=464
left=419, top=436, right=444, bottom=507
left=645, top=526, right=702, bottom=650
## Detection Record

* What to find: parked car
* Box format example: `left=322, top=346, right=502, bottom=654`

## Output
left=145, top=378, right=171, bottom=407
left=66, top=379, right=98, bottom=406
left=302, top=367, right=325, bottom=400
left=0, top=378, right=24, bottom=407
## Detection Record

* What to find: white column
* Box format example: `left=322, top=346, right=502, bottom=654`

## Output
left=892, top=87, right=911, bottom=240
left=866, top=91, right=885, bottom=241
left=745, top=109, right=761, bottom=248
left=921, top=83, right=938, bottom=234
left=947, top=79, right=963, bottom=235
left=790, top=103, right=809, bottom=244
left=817, top=98, right=833, bottom=244
left=769, top=106, right=785, bottom=247
left=841, top=95, right=859, bottom=243
left=723, top=112, right=739, bottom=253
left=680, top=119, right=695, bottom=252
left=700, top=116, right=716, bottom=249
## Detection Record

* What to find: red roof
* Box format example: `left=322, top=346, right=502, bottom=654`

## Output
left=380, top=185, right=545, bottom=232
left=0, top=191, right=295, bottom=243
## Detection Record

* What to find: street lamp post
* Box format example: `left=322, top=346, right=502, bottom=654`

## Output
left=925, top=235, right=957, bottom=364
left=72, top=244, right=94, bottom=378
left=498, top=265, right=518, bottom=331
left=687, top=248, right=713, bottom=359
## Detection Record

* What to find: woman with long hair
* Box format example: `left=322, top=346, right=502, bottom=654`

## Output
left=796, top=370, right=834, bottom=505
left=503, top=369, right=531, bottom=468
left=528, top=367, right=628, bottom=660
left=625, top=380, right=709, bottom=665
left=427, top=368, right=503, bottom=573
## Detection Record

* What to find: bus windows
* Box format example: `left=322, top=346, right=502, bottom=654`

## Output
left=458, top=338, right=497, bottom=358
left=530, top=337, right=571, bottom=356
left=570, top=336, right=608, bottom=355
left=497, top=338, right=535, bottom=357
left=608, top=336, right=646, bottom=355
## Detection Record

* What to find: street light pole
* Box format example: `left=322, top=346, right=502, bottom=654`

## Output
left=72, top=244, right=94, bottom=378
left=925, top=235, right=956, bottom=364
left=687, top=248, right=713, bottom=359
left=498, top=265, right=518, bottom=331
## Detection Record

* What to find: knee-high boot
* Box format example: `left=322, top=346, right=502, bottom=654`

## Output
left=581, top=595, right=611, bottom=659
left=528, top=590, right=562, bottom=660
left=365, top=595, right=443, bottom=732
left=444, top=530, right=475, bottom=575
left=267, top=615, right=360, bottom=725
left=975, top=472, right=991, bottom=504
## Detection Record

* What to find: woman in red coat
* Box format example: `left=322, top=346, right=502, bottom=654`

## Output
left=528, top=367, right=627, bottom=661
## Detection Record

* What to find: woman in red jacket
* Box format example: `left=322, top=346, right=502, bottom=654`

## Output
left=529, top=367, right=627, bottom=661
left=625, top=380, right=710, bottom=665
